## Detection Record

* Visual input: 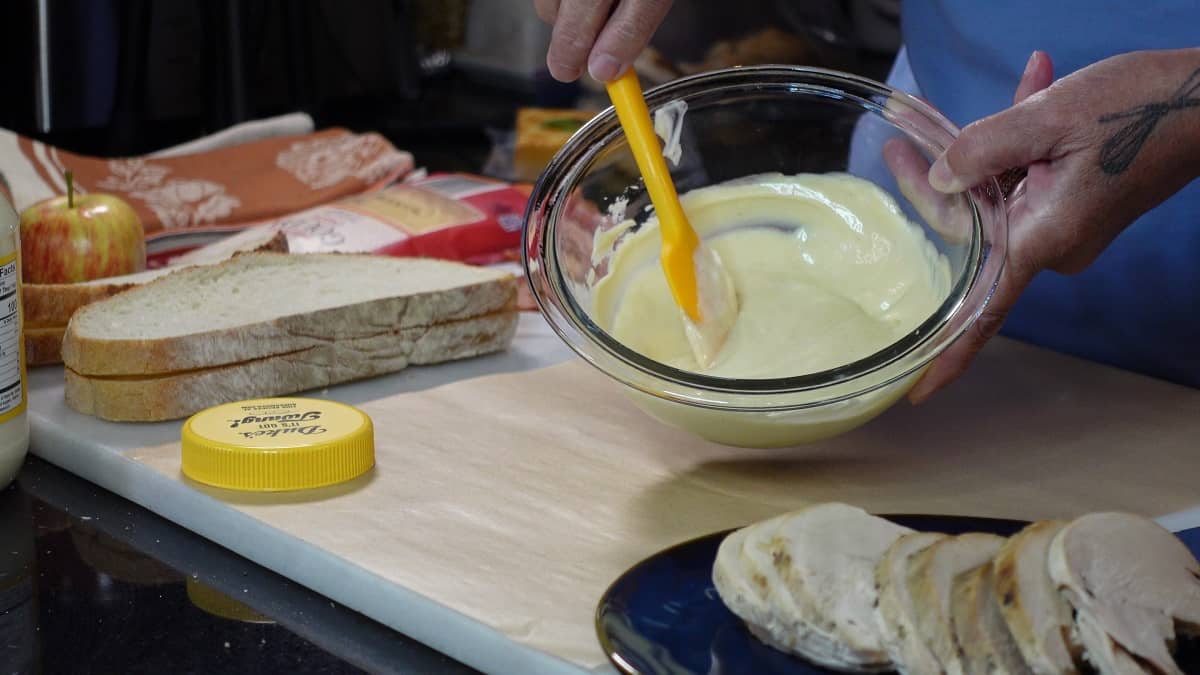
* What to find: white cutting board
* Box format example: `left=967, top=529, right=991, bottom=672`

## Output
left=26, top=313, right=1200, bottom=674
left=28, top=316, right=594, bottom=674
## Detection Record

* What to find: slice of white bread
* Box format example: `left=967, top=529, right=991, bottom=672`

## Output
left=25, top=274, right=155, bottom=330
left=875, top=531, right=949, bottom=675
left=951, top=562, right=1034, bottom=675
left=24, top=230, right=288, bottom=330
left=65, top=311, right=517, bottom=421
left=161, top=224, right=291, bottom=268
left=908, top=533, right=1007, bottom=675
left=713, top=503, right=912, bottom=672
left=992, top=520, right=1081, bottom=675
left=62, top=252, right=517, bottom=377
left=1047, top=513, right=1200, bottom=675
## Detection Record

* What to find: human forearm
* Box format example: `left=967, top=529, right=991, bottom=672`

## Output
left=912, top=48, right=1200, bottom=401
left=1091, top=48, right=1200, bottom=189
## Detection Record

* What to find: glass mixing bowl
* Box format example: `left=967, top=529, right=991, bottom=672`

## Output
left=523, top=66, right=1007, bottom=447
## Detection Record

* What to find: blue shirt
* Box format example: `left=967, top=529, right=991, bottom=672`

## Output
left=899, top=1, right=1200, bottom=388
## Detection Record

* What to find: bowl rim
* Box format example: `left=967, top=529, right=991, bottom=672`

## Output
left=522, top=65, right=1008, bottom=411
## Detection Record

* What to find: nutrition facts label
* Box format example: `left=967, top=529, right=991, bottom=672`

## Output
left=0, top=257, right=23, bottom=416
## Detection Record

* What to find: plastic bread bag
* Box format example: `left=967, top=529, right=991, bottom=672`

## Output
left=168, top=172, right=532, bottom=268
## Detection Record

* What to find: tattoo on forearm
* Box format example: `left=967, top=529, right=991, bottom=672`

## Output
left=1097, top=66, right=1200, bottom=175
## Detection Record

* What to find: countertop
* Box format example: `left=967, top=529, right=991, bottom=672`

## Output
left=16, top=312, right=1200, bottom=674
left=5, top=311, right=572, bottom=674
left=1, top=455, right=480, bottom=674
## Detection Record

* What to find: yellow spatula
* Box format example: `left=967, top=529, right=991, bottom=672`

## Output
left=606, top=69, right=739, bottom=368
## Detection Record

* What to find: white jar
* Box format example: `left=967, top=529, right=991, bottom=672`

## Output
left=0, top=194, right=29, bottom=487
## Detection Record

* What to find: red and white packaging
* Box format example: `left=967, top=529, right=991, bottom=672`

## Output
left=166, top=173, right=532, bottom=269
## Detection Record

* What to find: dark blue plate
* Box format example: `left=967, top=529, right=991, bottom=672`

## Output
left=596, top=515, right=1200, bottom=675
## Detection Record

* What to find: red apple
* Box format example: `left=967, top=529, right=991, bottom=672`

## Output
left=19, top=171, right=146, bottom=284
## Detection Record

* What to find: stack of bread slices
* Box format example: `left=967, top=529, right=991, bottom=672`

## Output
left=714, top=503, right=1200, bottom=674
left=23, top=231, right=290, bottom=366
left=61, top=252, right=519, bottom=422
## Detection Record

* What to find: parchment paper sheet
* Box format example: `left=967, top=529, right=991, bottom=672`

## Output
left=130, top=338, right=1200, bottom=669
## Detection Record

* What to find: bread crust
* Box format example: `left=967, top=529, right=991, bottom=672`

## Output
left=25, top=326, right=66, bottom=366
left=65, top=311, right=518, bottom=421
left=23, top=230, right=289, bottom=329
left=24, top=280, right=143, bottom=330
left=62, top=253, right=518, bottom=376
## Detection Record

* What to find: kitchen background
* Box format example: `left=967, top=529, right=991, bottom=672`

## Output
left=0, top=0, right=901, bottom=167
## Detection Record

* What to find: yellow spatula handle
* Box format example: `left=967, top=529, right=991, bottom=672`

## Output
left=606, top=70, right=701, bottom=320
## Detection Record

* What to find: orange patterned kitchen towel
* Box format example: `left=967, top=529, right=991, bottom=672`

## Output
left=0, top=127, right=414, bottom=245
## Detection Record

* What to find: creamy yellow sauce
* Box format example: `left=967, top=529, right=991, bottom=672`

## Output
left=591, top=173, right=952, bottom=380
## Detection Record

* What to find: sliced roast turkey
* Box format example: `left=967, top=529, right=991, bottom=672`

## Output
left=908, top=533, right=1007, bottom=675
left=1047, top=512, right=1200, bottom=675
left=951, top=561, right=1034, bottom=675
left=875, top=531, right=949, bottom=675
left=712, top=503, right=912, bottom=672
left=991, top=520, right=1081, bottom=675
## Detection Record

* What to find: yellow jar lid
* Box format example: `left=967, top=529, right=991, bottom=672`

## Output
left=181, top=398, right=374, bottom=492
